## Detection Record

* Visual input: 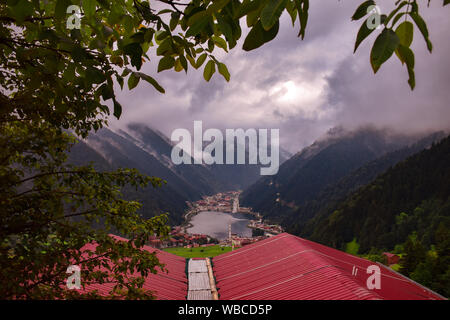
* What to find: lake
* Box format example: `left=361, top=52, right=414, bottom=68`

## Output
left=186, top=211, right=252, bottom=240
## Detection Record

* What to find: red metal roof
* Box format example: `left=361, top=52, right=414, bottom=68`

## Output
left=77, top=235, right=187, bottom=300
left=212, top=233, right=445, bottom=300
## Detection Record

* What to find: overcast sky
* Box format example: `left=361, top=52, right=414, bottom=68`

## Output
left=109, top=0, right=450, bottom=153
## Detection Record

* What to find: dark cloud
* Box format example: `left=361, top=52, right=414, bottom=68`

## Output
left=110, top=0, right=450, bottom=153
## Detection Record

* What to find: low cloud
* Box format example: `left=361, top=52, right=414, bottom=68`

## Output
left=109, top=0, right=450, bottom=153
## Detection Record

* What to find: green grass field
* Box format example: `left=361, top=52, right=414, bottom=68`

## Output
left=163, top=245, right=232, bottom=258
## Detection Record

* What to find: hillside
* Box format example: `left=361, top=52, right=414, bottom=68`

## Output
left=305, top=134, right=450, bottom=251
left=284, top=131, right=446, bottom=236
left=68, top=138, right=186, bottom=225
left=68, top=126, right=226, bottom=224
left=299, top=135, right=450, bottom=296
left=240, top=127, right=418, bottom=222
left=67, top=124, right=291, bottom=225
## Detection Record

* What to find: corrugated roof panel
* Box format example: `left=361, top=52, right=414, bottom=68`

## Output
left=188, top=272, right=211, bottom=291
left=76, top=235, right=188, bottom=300
left=187, top=290, right=213, bottom=300
left=212, top=233, right=445, bottom=300
left=188, top=259, right=208, bottom=273
left=70, top=233, right=444, bottom=300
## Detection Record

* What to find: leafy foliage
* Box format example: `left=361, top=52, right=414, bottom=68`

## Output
left=0, top=121, right=171, bottom=299
left=352, top=0, right=445, bottom=89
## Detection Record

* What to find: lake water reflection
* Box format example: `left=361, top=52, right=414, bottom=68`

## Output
left=186, top=211, right=252, bottom=240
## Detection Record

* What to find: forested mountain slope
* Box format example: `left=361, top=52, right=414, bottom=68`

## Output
left=68, top=126, right=227, bottom=224
left=284, top=131, right=446, bottom=237
left=306, top=134, right=450, bottom=253
left=298, top=135, right=450, bottom=296
left=67, top=124, right=290, bottom=224
left=241, top=127, right=417, bottom=221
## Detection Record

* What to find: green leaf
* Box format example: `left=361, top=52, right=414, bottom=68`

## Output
left=351, top=0, right=375, bottom=21
left=207, top=38, right=214, bottom=52
left=137, top=73, right=165, bottom=93
left=155, top=31, right=170, bottom=42
left=179, top=55, right=188, bottom=73
left=354, top=14, right=386, bottom=53
left=207, top=0, right=231, bottom=14
left=158, top=56, right=175, bottom=72
left=295, top=0, right=309, bottom=39
left=286, top=0, right=297, bottom=26
left=174, top=58, right=183, bottom=72
left=188, top=0, right=231, bottom=25
left=395, top=21, right=413, bottom=47
left=82, top=0, right=96, bottom=17
left=216, top=14, right=234, bottom=42
left=100, top=83, right=114, bottom=100
left=10, top=0, right=34, bottom=23
left=391, top=11, right=407, bottom=28
left=156, top=38, right=172, bottom=56
left=212, top=36, right=228, bottom=52
left=63, top=64, right=76, bottom=81
left=186, top=15, right=211, bottom=38
left=121, top=68, right=132, bottom=77
left=195, top=53, right=208, bottom=69
left=187, top=10, right=208, bottom=27
left=406, top=62, right=415, bottom=90
left=410, top=12, right=433, bottom=53
left=123, top=42, right=143, bottom=70
left=116, top=75, right=124, bottom=90
left=128, top=72, right=140, bottom=90
left=158, top=9, right=172, bottom=14
left=396, top=45, right=416, bottom=90
left=261, top=0, right=288, bottom=31
left=370, top=28, right=400, bottom=73
left=170, top=12, right=180, bottom=31
left=243, top=20, right=279, bottom=51
left=218, top=63, right=230, bottom=82
left=186, top=54, right=196, bottom=68
left=395, top=44, right=415, bottom=67
left=247, top=7, right=261, bottom=27
left=86, top=67, right=106, bottom=84
left=384, top=1, right=408, bottom=27
left=54, top=0, right=72, bottom=20
left=234, top=0, right=263, bottom=19
left=203, top=60, right=216, bottom=82
left=154, top=31, right=165, bottom=45
left=445, top=0, right=450, bottom=6
left=112, top=98, right=122, bottom=119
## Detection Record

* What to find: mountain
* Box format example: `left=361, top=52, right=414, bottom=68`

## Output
left=240, top=127, right=418, bottom=222
left=305, top=133, right=450, bottom=252
left=202, top=137, right=292, bottom=190
left=284, top=131, right=447, bottom=236
left=302, top=134, right=450, bottom=297
left=67, top=124, right=291, bottom=224
left=68, top=128, right=206, bottom=225
left=124, top=124, right=234, bottom=193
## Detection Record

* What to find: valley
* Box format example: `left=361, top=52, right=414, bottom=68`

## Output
left=68, top=124, right=450, bottom=296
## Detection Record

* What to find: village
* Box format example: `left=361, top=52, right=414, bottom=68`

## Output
left=147, top=191, right=284, bottom=249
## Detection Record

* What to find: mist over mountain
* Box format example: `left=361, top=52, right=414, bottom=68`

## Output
left=68, top=122, right=447, bottom=232
left=68, top=128, right=205, bottom=225
left=283, top=131, right=447, bottom=236
left=67, top=124, right=291, bottom=224
left=240, top=126, right=436, bottom=222
left=306, top=133, right=450, bottom=252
